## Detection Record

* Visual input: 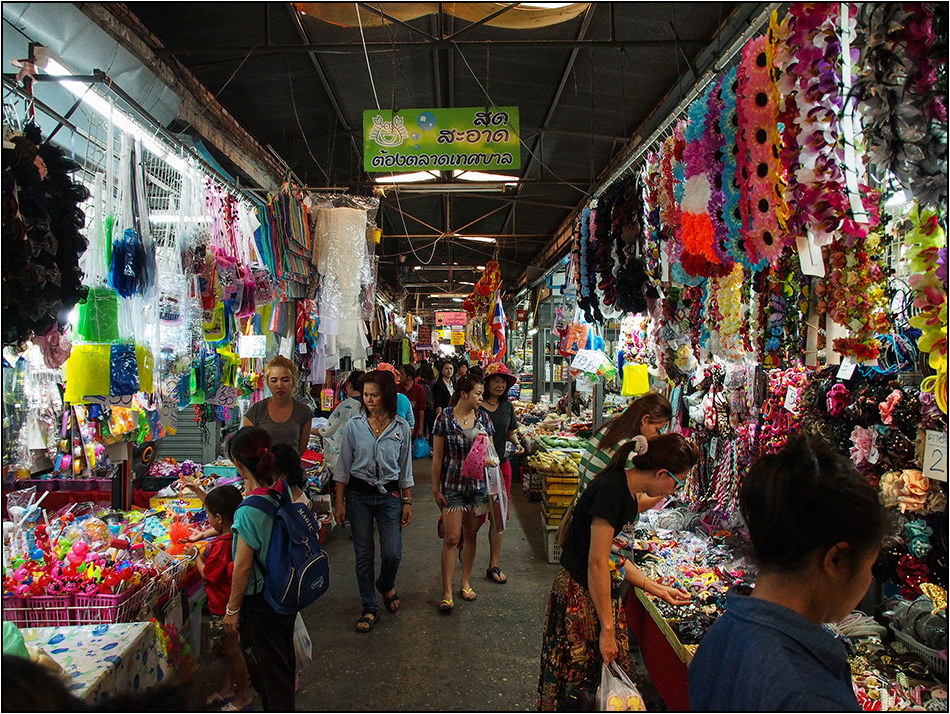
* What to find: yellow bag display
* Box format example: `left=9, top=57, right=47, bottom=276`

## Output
left=64, top=344, right=112, bottom=403
left=621, top=363, right=650, bottom=397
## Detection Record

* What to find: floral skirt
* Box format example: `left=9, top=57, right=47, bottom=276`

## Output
left=537, top=567, right=631, bottom=711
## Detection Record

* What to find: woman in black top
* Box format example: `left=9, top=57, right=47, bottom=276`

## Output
left=480, top=362, right=523, bottom=584
left=432, top=360, right=455, bottom=417
left=537, top=433, right=699, bottom=711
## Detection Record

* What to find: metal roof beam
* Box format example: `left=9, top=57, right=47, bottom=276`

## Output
left=156, top=39, right=708, bottom=56
left=443, top=4, right=520, bottom=41
left=286, top=3, right=363, bottom=177
left=355, top=3, right=438, bottom=42
left=500, top=3, right=595, bottom=235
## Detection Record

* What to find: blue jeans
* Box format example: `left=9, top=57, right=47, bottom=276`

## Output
left=346, top=488, right=403, bottom=613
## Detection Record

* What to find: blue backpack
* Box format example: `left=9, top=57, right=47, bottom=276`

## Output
left=244, top=480, right=330, bottom=614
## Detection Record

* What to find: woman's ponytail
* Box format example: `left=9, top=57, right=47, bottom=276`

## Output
left=228, top=426, right=278, bottom=487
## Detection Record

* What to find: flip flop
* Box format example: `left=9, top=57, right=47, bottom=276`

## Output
left=220, top=703, right=253, bottom=712
left=459, top=587, right=477, bottom=601
left=205, top=693, right=234, bottom=707
left=356, top=611, right=379, bottom=632
left=486, top=566, right=508, bottom=584
left=439, top=598, right=454, bottom=614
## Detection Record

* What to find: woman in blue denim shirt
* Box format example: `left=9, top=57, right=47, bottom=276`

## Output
left=689, top=436, right=888, bottom=711
left=431, top=374, right=494, bottom=613
left=333, top=370, right=414, bottom=633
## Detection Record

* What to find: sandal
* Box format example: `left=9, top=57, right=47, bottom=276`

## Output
left=439, top=598, right=454, bottom=614
left=220, top=703, right=253, bottom=712
left=376, top=580, right=400, bottom=613
left=486, top=566, right=508, bottom=584
left=459, top=587, right=478, bottom=602
left=355, top=611, right=379, bottom=633
left=206, top=692, right=234, bottom=707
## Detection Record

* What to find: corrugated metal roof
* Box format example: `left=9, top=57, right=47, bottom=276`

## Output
left=127, top=2, right=757, bottom=299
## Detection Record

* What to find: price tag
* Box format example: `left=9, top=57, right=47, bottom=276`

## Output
left=923, top=430, right=948, bottom=482
left=783, top=386, right=799, bottom=413
left=836, top=357, right=857, bottom=380
left=709, top=437, right=719, bottom=461
left=238, top=335, right=267, bottom=359
left=450, top=331, right=465, bottom=346
left=298, top=342, right=308, bottom=354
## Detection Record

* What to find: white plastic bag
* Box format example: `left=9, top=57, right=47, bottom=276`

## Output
left=598, top=661, right=646, bottom=711
left=293, top=612, right=312, bottom=672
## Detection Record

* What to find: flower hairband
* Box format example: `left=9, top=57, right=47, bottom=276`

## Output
left=625, top=435, right=650, bottom=470
left=826, top=383, right=851, bottom=416
left=904, top=519, right=933, bottom=559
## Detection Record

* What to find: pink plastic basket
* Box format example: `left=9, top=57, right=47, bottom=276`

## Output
left=2, top=596, right=28, bottom=627
left=25, top=594, right=74, bottom=627
left=73, top=586, right=143, bottom=625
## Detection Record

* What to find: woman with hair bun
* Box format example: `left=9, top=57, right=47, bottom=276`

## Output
left=538, top=433, right=699, bottom=711
left=689, top=436, right=889, bottom=712
left=243, top=355, right=312, bottom=454
left=223, top=426, right=296, bottom=711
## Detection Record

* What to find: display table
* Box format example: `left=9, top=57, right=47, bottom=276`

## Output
left=625, top=589, right=692, bottom=711
left=20, top=622, right=170, bottom=704
left=1, top=488, right=157, bottom=516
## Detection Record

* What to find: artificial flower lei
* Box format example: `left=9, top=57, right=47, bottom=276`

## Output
left=854, top=3, right=948, bottom=210
left=707, top=264, right=746, bottom=362
left=736, top=18, right=789, bottom=265
left=905, top=203, right=948, bottom=413
left=680, top=79, right=730, bottom=278
left=778, top=4, right=863, bottom=247
left=813, top=190, right=890, bottom=361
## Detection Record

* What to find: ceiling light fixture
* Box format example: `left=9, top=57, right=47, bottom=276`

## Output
left=385, top=182, right=514, bottom=194
left=453, top=170, right=520, bottom=183
left=429, top=293, right=470, bottom=299
left=44, top=57, right=187, bottom=174
left=371, top=171, right=440, bottom=184
left=453, top=235, right=496, bottom=244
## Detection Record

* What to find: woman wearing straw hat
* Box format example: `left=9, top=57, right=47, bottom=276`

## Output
left=480, top=362, right=524, bottom=584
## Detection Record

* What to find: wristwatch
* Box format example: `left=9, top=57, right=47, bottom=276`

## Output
left=401, top=497, right=413, bottom=505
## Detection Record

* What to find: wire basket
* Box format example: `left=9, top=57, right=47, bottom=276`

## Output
left=890, top=624, right=948, bottom=681
left=73, top=586, right=145, bottom=625
left=26, top=594, right=75, bottom=627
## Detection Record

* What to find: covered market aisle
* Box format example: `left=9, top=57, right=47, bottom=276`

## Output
left=2, top=2, right=947, bottom=712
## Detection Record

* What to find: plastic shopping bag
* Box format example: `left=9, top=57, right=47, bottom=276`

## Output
left=484, top=439, right=508, bottom=533
left=293, top=612, right=312, bottom=673
left=598, top=661, right=647, bottom=711
left=412, top=437, right=431, bottom=459
left=460, top=432, right=490, bottom=479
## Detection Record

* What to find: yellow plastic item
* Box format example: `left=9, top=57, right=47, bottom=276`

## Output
left=136, top=344, right=154, bottom=392
left=63, top=344, right=112, bottom=403
left=621, top=363, right=650, bottom=397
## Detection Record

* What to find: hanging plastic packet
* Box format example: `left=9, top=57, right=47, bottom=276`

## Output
left=110, top=343, right=140, bottom=395
left=77, top=285, right=120, bottom=343
left=110, top=228, right=145, bottom=298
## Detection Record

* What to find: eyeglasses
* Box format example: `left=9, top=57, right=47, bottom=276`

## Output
left=662, top=469, right=684, bottom=486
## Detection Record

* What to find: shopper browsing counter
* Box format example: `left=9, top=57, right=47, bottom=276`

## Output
left=689, top=436, right=888, bottom=712
left=538, top=434, right=699, bottom=711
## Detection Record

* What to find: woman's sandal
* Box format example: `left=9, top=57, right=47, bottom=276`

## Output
left=355, top=611, right=379, bottom=632
left=205, top=692, right=234, bottom=707
left=486, top=566, right=508, bottom=584
left=459, top=587, right=477, bottom=601
left=439, top=598, right=454, bottom=614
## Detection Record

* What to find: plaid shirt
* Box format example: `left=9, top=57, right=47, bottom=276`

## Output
left=433, top=406, right=494, bottom=492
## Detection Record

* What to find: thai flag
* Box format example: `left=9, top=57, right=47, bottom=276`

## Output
left=491, top=295, right=507, bottom=361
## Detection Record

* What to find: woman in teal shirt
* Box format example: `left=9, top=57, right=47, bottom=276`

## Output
left=223, top=427, right=295, bottom=711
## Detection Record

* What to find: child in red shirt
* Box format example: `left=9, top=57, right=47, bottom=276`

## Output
left=187, top=485, right=253, bottom=710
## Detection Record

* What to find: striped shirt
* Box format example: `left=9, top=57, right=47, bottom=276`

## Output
left=433, top=406, right=494, bottom=492
left=577, top=430, right=633, bottom=497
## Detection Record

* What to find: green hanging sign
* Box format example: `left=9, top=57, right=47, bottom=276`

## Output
left=363, top=107, right=521, bottom=173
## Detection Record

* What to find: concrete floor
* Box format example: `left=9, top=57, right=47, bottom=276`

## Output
left=193, top=457, right=665, bottom=711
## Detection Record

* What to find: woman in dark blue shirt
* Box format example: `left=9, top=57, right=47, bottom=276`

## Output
left=689, top=436, right=888, bottom=711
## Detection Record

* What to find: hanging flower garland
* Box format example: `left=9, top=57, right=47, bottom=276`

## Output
left=778, top=4, right=861, bottom=246
left=761, top=253, right=805, bottom=369
left=615, top=174, right=657, bottom=315
left=813, top=193, right=891, bottom=361
left=667, top=124, right=703, bottom=287
left=707, top=264, right=746, bottom=362
left=595, top=183, right=621, bottom=307
left=680, top=80, right=730, bottom=278
left=577, top=207, right=603, bottom=324
left=854, top=3, right=948, bottom=210
left=905, top=204, right=948, bottom=413
left=736, top=25, right=789, bottom=265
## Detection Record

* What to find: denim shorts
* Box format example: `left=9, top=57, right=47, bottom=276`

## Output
left=443, top=486, right=489, bottom=515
